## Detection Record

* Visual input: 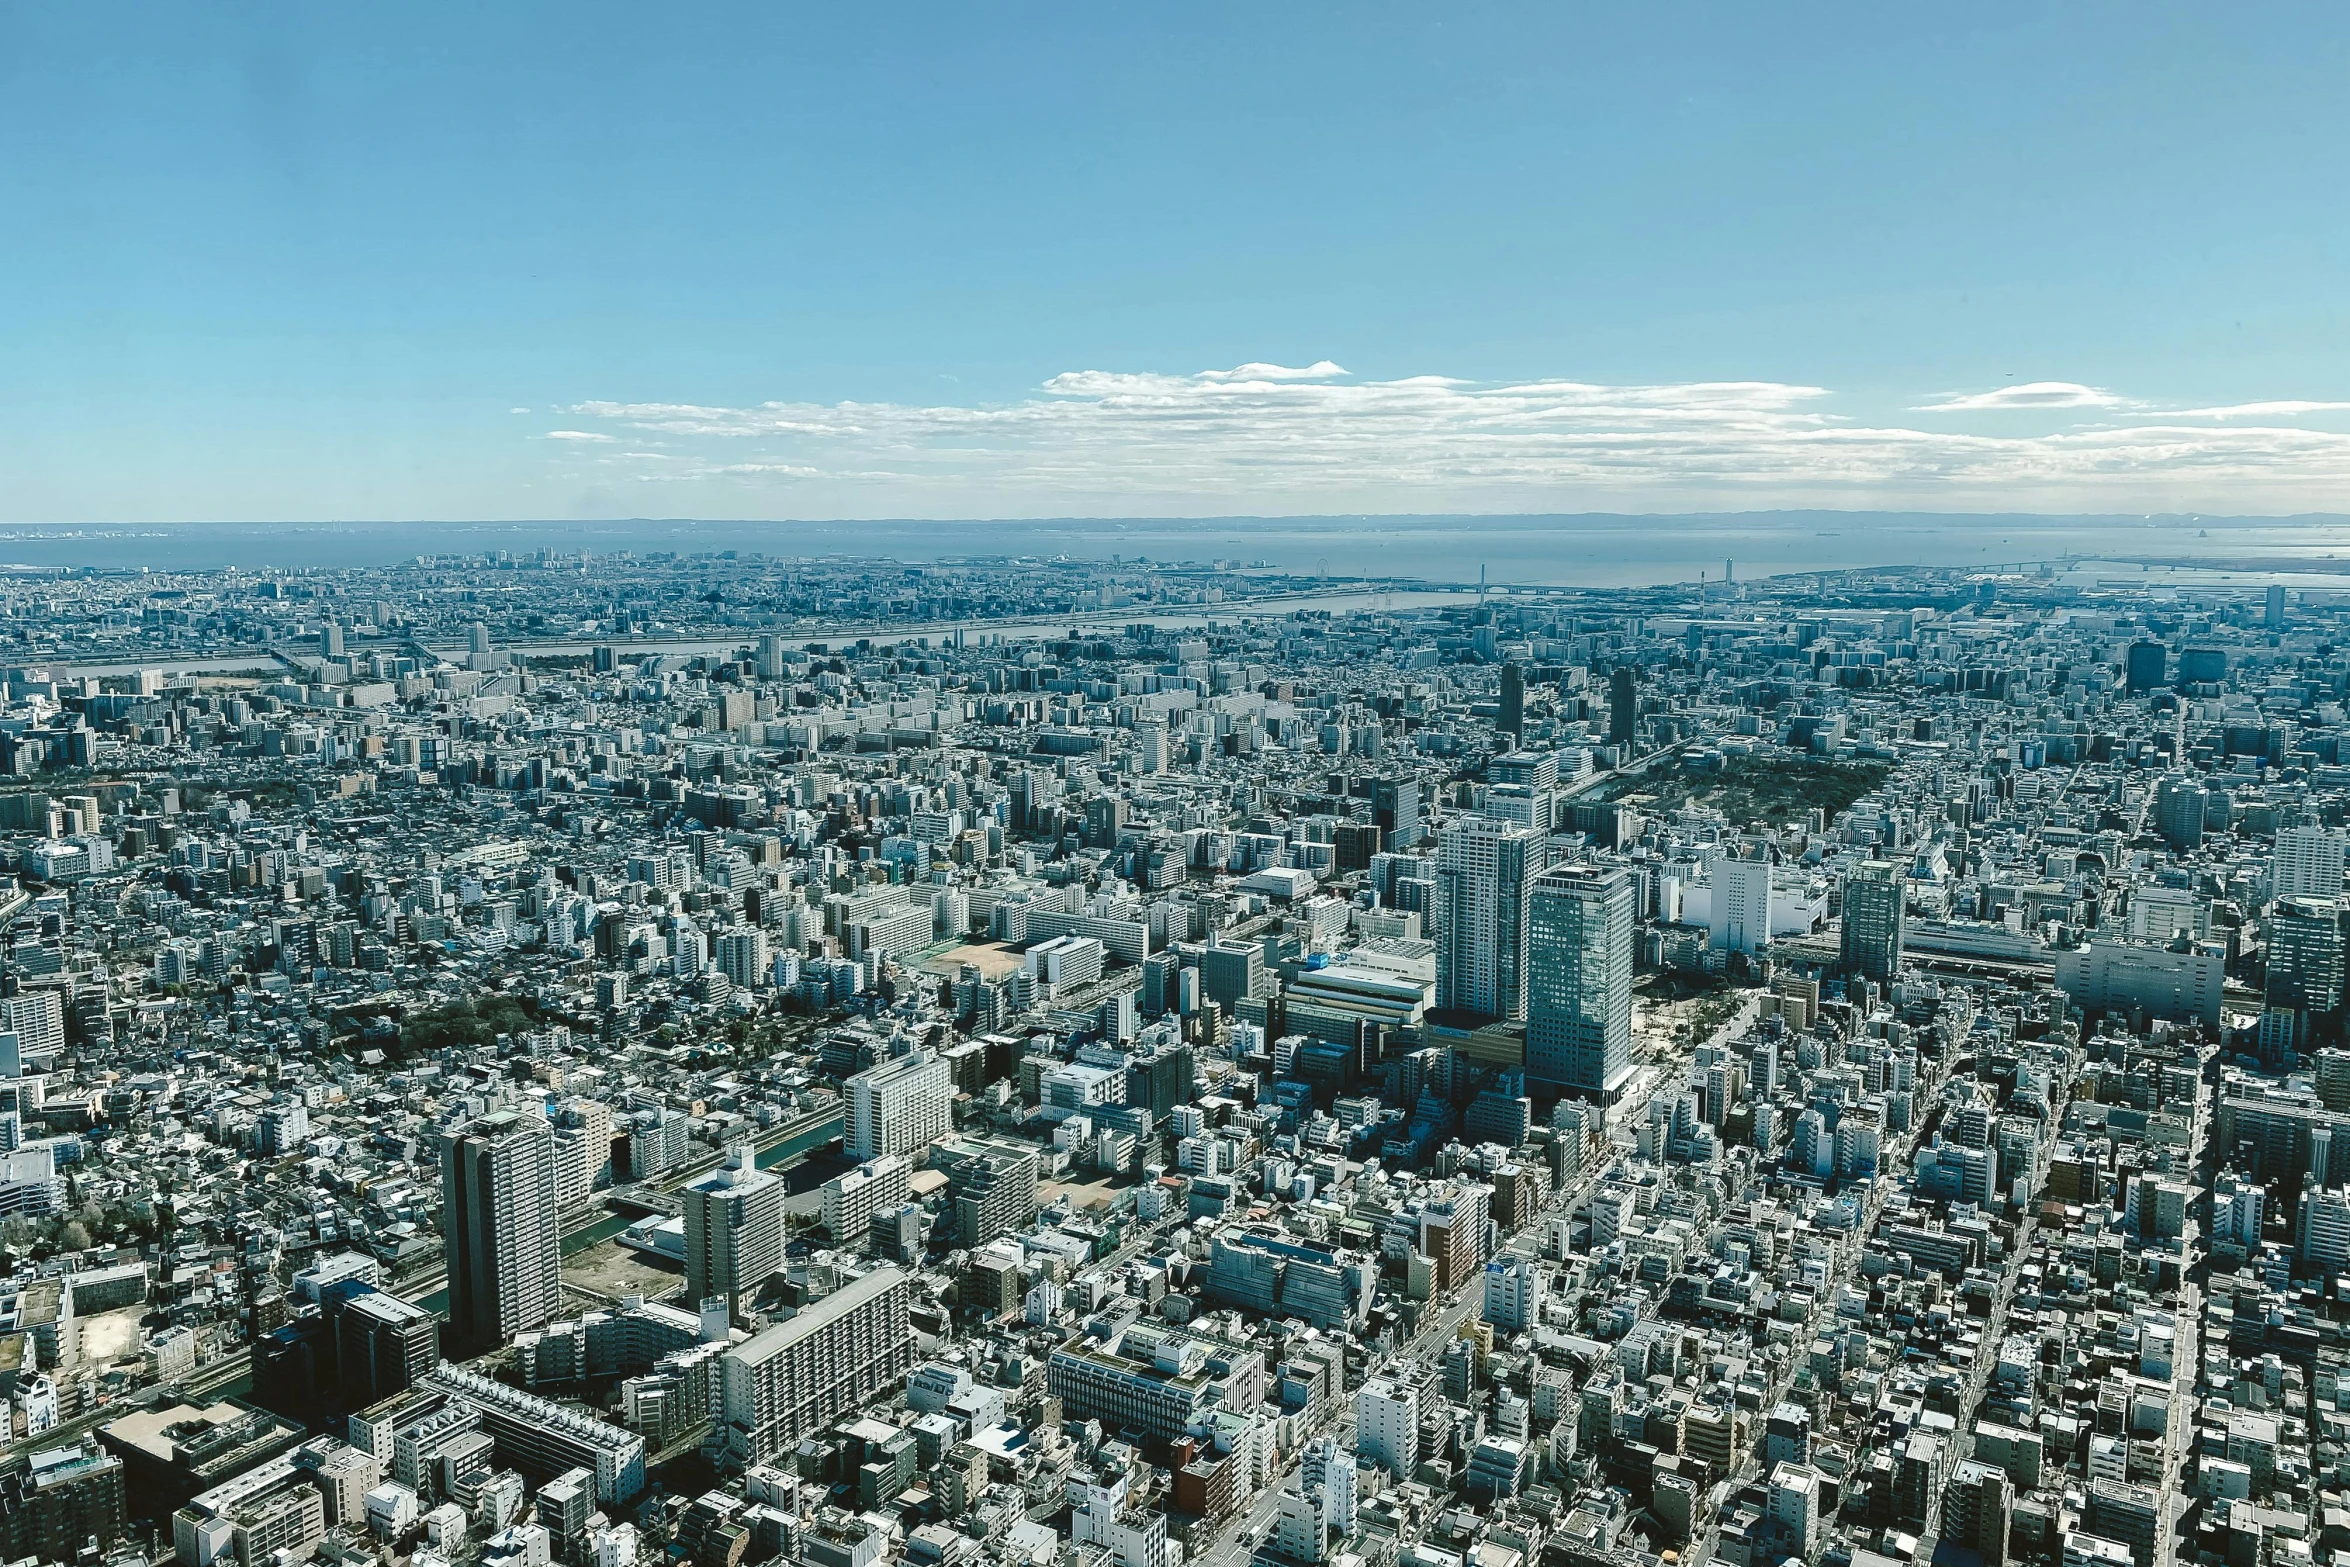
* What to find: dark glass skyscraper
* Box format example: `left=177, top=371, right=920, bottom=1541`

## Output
left=1839, top=860, right=1906, bottom=982
left=1527, top=864, right=1635, bottom=1100
left=1608, top=666, right=1638, bottom=749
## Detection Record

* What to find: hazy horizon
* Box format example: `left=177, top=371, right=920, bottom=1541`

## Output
left=10, top=508, right=2350, bottom=588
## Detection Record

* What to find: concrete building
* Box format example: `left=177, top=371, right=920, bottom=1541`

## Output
left=819, top=1155, right=911, bottom=1252
left=440, top=1109, right=563, bottom=1353
left=682, top=1148, right=785, bottom=1315
left=1434, top=815, right=1547, bottom=1022
left=846, top=1053, right=952, bottom=1162
left=1526, top=864, right=1635, bottom=1100
left=2275, top=826, right=2348, bottom=903
left=718, top=1268, right=914, bottom=1469
left=1481, top=1255, right=1543, bottom=1333
left=929, top=1136, right=1040, bottom=1247
left=1356, top=1375, right=1419, bottom=1480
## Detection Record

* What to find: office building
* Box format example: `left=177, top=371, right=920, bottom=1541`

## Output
left=1946, top=1459, right=2013, bottom=1567
left=1768, top=1463, right=1821, bottom=1555
left=0, top=1440, right=125, bottom=1564
left=1481, top=1255, right=1544, bottom=1332
left=2276, top=827, right=2349, bottom=903
left=1046, top=1328, right=1254, bottom=1443
left=1527, top=865, right=1635, bottom=1100
left=683, top=1148, right=785, bottom=1314
left=440, top=1109, right=563, bottom=1353
left=2155, top=777, right=2207, bottom=852
left=336, top=1291, right=440, bottom=1410
left=2083, top=1478, right=2160, bottom=1567
left=172, top=1455, right=328, bottom=1567
left=1608, top=666, right=1637, bottom=749
left=715, top=928, right=771, bottom=989
left=1840, top=860, right=1905, bottom=981
left=2263, top=896, right=2345, bottom=1054
left=1200, top=939, right=1265, bottom=1016
left=1702, top=854, right=1769, bottom=960
left=2299, top=1185, right=2350, bottom=1271
left=1201, top=1229, right=1376, bottom=1331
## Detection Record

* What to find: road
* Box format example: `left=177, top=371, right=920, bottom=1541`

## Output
left=1197, top=985, right=1742, bottom=1567
left=2158, top=1072, right=2213, bottom=1567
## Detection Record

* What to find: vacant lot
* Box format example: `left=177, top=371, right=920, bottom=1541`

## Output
left=564, top=1237, right=684, bottom=1306
left=922, top=940, right=1025, bottom=981
left=79, top=1306, right=146, bottom=1366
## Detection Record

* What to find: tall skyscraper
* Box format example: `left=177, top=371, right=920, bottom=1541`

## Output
left=2274, top=826, right=2349, bottom=904
left=2269, top=583, right=2289, bottom=630
left=1608, top=666, right=1638, bottom=750
left=846, top=1052, right=952, bottom=1161
left=1839, top=861, right=1905, bottom=981
left=1355, top=776, right=1422, bottom=849
left=1710, top=854, right=1773, bottom=958
left=1498, top=662, right=1525, bottom=739
left=1435, top=816, right=1548, bottom=1022
left=440, top=1109, right=563, bottom=1352
left=683, top=1147, right=785, bottom=1314
left=2123, top=640, right=2167, bottom=694
left=2262, top=896, right=2346, bottom=1055
left=1527, top=865, right=1635, bottom=1099
left=2155, top=776, right=2207, bottom=851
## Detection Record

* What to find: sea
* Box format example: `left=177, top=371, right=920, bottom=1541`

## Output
left=3, top=511, right=2349, bottom=588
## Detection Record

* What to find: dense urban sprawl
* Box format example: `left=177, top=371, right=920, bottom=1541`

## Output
left=0, top=550, right=2331, bottom=1567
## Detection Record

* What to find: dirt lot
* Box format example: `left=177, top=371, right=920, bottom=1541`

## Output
left=1040, top=1170, right=1133, bottom=1218
left=78, top=1306, right=146, bottom=1366
left=922, top=940, right=1026, bottom=981
left=563, top=1237, right=687, bottom=1306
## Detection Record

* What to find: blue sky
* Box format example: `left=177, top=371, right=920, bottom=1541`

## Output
left=8, top=3, right=2350, bottom=522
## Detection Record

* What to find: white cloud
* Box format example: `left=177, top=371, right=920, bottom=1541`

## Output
left=2168, top=400, right=2350, bottom=420
left=1912, top=382, right=2134, bottom=412
left=508, top=406, right=532, bottom=414
left=542, top=429, right=616, bottom=443
left=1195, top=361, right=1349, bottom=382
left=552, top=363, right=2350, bottom=513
